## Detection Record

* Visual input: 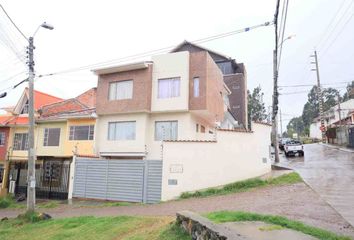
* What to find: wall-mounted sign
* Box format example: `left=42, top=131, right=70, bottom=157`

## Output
left=170, top=164, right=183, bottom=173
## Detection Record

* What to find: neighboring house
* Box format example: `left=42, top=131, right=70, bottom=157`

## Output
left=93, top=51, right=227, bottom=160
left=0, top=88, right=63, bottom=195
left=0, top=116, right=11, bottom=188
left=310, top=99, right=354, bottom=139
left=171, top=41, right=248, bottom=128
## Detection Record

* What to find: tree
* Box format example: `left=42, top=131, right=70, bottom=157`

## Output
left=287, top=117, right=305, bottom=137
left=342, top=81, right=354, bottom=101
left=301, top=86, right=339, bottom=127
left=247, top=86, right=267, bottom=128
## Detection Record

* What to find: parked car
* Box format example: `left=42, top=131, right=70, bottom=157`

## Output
left=284, top=140, right=304, bottom=157
left=279, top=138, right=291, bottom=150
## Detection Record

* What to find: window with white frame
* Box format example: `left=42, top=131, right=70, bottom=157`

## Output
left=155, top=121, right=178, bottom=141
left=69, top=125, right=94, bottom=140
left=43, top=128, right=61, bottom=146
left=108, top=121, right=136, bottom=140
left=21, top=100, right=29, bottom=114
left=0, top=132, right=5, bottom=146
left=193, top=77, right=200, bottom=97
left=158, top=77, right=180, bottom=99
left=109, top=80, right=133, bottom=100
left=13, top=133, right=28, bottom=150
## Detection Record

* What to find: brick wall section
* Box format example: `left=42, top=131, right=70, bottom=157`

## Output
left=224, top=73, right=248, bottom=128
left=189, top=52, right=207, bottom=110
left=96, top=65, right=153, bottom=115
left=206, top=53, right=225, bottom=122
left=189, top=51, right=225, bottom=123
left=0, top=127, right=10, bottom=161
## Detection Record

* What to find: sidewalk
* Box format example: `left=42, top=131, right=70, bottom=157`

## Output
left=320, top=143, right=354, bottom=153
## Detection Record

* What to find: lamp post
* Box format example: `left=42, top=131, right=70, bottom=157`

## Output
left=272, top=34, right=295, bottom=163
left=27, top=22, right=54, bottom=212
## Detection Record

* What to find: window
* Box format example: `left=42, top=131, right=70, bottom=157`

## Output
left=21, top=101, right=29, bottom=114
left=232, top=85, right=240, bottom=90
left=0, top=132, right=5, bottom=146
left=13, top=133, right=28, bottom=150
left=193, top=77, right=200, bottom=97
left=109, top=80, right=133, bottom=100
left=201, top=125, right=206, bottom=133
left=43, top=128, right=61, bottom=146
left=158, top=77, right=180, bottom=99
left=233, top=105, right=241, bottom=109
left=155, top=121, right=178, bottom=141
left=196, top=124, right=199, bottom=133
left=108, top=121, right=136, bottom=140
left=69, top=125, right=94, bottom=140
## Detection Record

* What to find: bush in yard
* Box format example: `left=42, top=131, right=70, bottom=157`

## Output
left=0, top=194, right=16, bottom=208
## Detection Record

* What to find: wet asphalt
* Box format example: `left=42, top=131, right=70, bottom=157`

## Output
left=278, top=143, right=354, bottom=227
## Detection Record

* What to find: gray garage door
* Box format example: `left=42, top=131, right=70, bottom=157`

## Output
left=73, top=158, right=162, bottom=203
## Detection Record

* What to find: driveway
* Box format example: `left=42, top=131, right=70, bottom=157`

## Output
left=278, top=143, right=354, bottom=228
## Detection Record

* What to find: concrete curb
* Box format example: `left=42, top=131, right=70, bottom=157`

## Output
left=176, top=210, right=248, bottom=239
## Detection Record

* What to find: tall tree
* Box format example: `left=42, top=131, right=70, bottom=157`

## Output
left=287, top=117, right=305, bottom=137
left=247, top=86, right=267, bottom=127
left=301, top=86, right=339, bottom=127
left=342, top=81, right=354, bottom=101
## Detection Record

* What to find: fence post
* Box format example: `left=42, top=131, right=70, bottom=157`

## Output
left=67, top=155, right=76, bottom=200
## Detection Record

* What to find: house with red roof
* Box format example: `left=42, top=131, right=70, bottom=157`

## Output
left=0, top=87, right=96, bottom=199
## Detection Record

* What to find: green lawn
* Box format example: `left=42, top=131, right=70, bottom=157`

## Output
left=0, top=215, right=190, bottom=240
left=206, top=211, right=351, bottom=240
left=179, top=172, right=302, bottom=199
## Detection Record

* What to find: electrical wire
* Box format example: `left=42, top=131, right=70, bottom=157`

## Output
left=0, top=4, right=28, bottom=41
left=277, top=0, right=290, bottom=72
left=37, top=21, right=272, bottom=79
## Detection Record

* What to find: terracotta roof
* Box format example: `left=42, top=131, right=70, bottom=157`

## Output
left=75, top=88, right=97, bottom=108
left=39, top=88, right=96, bottom=120
left=6, top=116, right=29, bottom=125
left=0, top=116, right=12, bottom=125
left=30, top=88, right=63, bottom=110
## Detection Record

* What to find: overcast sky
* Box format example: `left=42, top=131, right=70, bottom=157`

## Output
left=1, top=0, right=354, bottom=131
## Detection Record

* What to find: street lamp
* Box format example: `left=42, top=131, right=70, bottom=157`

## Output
left=272, top=34, right=295, bottom=163
left=27, top=22, right=54, bottom=212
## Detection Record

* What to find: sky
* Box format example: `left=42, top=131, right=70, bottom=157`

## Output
left=1, top=0, right=354, bottom=132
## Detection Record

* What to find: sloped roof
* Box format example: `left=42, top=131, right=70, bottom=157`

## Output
left=32, top=88, right=63, bottom=110
left=4, top=116, right=29, bottom=126
left=39, top=88, right=96, bottom=120
left=171, top=40, right=232, bottom=60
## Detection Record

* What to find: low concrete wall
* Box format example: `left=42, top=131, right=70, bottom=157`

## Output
left=161, top=123, right=271, bottom=200
left=176, top=211, right=247, bottom=239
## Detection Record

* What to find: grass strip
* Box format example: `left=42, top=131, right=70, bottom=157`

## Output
left=206, top=211, right=351, bottom=240
left=179, top=172, right=302, bottom=199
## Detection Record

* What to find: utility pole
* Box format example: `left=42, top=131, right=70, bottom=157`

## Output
left=272, top=49, right=280, bottom=163
left=311, top=51, right=326, bottom=143
left=337, top=93, right=342, bottom=145
left=27, top=37, right=36, bottom=211
left=279, top=108, right=283, bottom=138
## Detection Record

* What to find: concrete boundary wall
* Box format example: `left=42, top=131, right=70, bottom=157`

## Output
left=161, top=123, right=271, bottom=200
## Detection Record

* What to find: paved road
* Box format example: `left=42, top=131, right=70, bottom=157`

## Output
left=278, top=143, right=354, bottom=228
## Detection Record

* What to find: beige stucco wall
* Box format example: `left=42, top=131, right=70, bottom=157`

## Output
left=65, top=118, right=96, bottom=156
left=310, top=122, right=322, bottom=139
left=160, top=123, right=272, bottom=200
left=151, top=51, right=190, bottom=112
left=8, top=126, right=30, bottom=160
left=95, top=113, right=148, bottom=155
left=36, top=121, right=67, bottom=157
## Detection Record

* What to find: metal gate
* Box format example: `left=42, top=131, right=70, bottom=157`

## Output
left=73, top=158, right=162, bottom=203
left=8, top=160, right=70, bottom=200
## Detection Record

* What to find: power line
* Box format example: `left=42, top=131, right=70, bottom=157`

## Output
left=321, top=11, right=354, bottom=57
left=279, top=81, right=353, bottom=88
left=37, top=21, right=272, bottom=78
left=316, top=0, right=349, bottom=48
left=277, top=0, right=290, bottom=72
left=0, top=4, right=28, bottom=41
